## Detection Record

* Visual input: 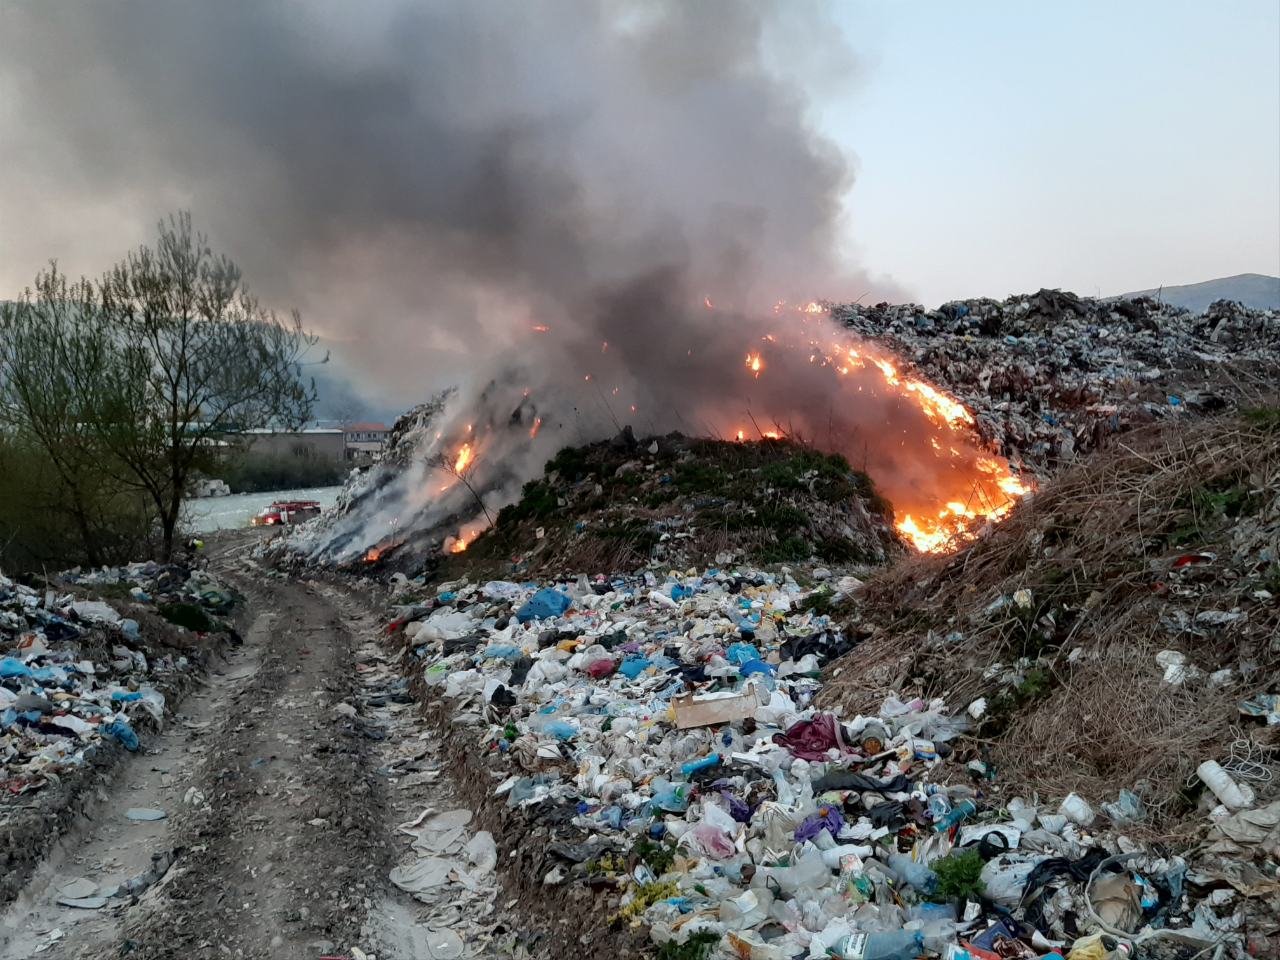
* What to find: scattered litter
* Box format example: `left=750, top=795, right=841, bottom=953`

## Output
left=125, top=807, right=167, bottom=821
left=382, top=564, right=1272, bottom=958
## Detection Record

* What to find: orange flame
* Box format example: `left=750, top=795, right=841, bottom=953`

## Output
left=449, top=535, right=469, bottom=554
left=363, top=547, right=381, bottom=563
left=529, top=417, right=542, bottom=439
left=721, top=328, right=1032, bottom=553
left=802, top=301, right=824, bottom=314
left=454, top=443, right=473, bottom=474
left=532, top=324, right=550, bottom=333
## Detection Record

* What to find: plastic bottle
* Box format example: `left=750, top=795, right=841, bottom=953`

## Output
left=681, top=753, right=722, bottom=777
left=1196, top=760, right=1255, bottom=810
left=927, top=793, right=951, bottom=822
left=650, top=780, right=691, bottom=813
left=887, top=853, right=938, bottom=895
left=828, top=930, right=923, bottom=960
left=933, top=798, right=976, bottom=832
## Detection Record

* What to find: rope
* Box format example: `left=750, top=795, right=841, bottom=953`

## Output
left=1220, top=727, right=1275, bottom=784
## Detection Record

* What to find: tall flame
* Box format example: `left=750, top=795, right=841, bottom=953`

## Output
left=454, top=443, right=473, bottom=474
left=721, top=319, right=1032, bottom=553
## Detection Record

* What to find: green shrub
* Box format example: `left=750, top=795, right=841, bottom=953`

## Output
left=673, top=462, right=725, bottom=493
left=547, top=446, right=594, bottom=481
left=499, top=480, right=560, bottom=523
left=1242, top=406, right=1280, bottom=431
left=931, top=849, right=986, bottom=903
left=761, top=535, right=810, bottom=563
left=0, top=438, right=158, bottom=572
left=760, top=504, right=809, bottom=535
left=213, top=450, right=345, bottom=494
left=630, top=837, right=676, bottom=875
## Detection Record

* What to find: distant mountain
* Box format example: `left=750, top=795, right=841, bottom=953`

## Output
left=1119, top=273, right=1279, bottom=313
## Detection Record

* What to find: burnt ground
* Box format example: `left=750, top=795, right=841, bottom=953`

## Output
left=0, top=533, right=539, bottom=960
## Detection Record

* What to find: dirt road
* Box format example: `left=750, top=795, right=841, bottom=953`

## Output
left=0, top=537, right=505, bottom=959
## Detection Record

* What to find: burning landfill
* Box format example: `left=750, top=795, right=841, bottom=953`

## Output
left=290, top=287, right=1279, bottom=568
left=264, top=289, right=1280, bottom=958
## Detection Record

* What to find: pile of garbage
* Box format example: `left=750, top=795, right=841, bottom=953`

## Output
left=387, top=564, right=1265, bottom=958
left=297, top=432, right=902, bottom=579
left=830, top=290, right=1280, bottom=472
left=1, top=561, right=234, bottom=796
left=822, top=408, right=1279, bottom=811
left=443, top=434, right=899, bottom=579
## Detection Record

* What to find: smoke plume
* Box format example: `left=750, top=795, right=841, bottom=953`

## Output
left=4, top=2, right=1028, bottom=558
left=0, top=1, right=880, bottom=394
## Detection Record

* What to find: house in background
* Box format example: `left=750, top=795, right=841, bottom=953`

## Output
left=222, top=421, right=390, bottom=463
left=238, top=425, right=347, bottom=461
left=343, top=422, right=389, bottom=461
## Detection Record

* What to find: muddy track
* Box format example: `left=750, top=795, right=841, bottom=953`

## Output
left=1, top=536, right=541, bottom=960
left=1, top=541, right=390, bottom=958
left=111, top=557, right=389, bottom=959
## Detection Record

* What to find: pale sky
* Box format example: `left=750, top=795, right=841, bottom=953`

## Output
left=1, top=1, right=1276, bottom=318
left=818, top=0, right=1280, bottom=305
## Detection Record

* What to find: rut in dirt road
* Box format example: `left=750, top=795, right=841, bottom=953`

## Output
left=2, top=544, right=512, bottom=960
left=112, top=562, right=389, bottom=959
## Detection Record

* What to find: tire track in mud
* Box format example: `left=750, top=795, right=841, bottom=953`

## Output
left=4, top=537, right=528, bottom=960
left=111, top=564, right=390, bottom=959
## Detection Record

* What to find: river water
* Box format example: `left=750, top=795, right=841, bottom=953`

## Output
left=183, top=486, right=343, bottom=533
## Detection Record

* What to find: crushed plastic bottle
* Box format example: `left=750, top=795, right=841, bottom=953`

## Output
left=933, top=798, right=977, bottom=832
left=887, top=852, right=938, bottom=895
left=829, top=930, right=924, bottom=960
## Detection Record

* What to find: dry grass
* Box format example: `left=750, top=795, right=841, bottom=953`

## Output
left=821, top=407, right=1280, bottom=826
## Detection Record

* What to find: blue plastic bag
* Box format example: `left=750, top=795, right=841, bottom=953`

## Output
left=515, top=588, right=572, bottom=623
left=0, top=658, right=31, bottom=679
left=740, top=659, right=776, bottom=678
left=619, top=656, right=652, bottom=679
left=104, top=720, right=140, bottom=751
left=541, top=719, right=577, bottom=740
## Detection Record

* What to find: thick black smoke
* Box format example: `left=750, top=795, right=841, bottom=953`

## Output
left=0, top=0, right=888, bottom=405
left=8, top=2, right=1015, bottom=560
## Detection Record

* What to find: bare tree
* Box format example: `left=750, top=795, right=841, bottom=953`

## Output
left=93, top=213, right=321, bottom=558
left=0, top=267, right=118, bottom=564
left=427, top=448, right=493, bottom=527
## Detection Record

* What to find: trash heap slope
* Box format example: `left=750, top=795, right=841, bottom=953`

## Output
left=831, top=290, right=1280, bottom=474
left=1, top=560, right=238, bottom=904
left=435, top=433, right=901, bottom=580
left=821, top=407, right=1280, bottom=826
left=383, top=556, right=1271, bottom=960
